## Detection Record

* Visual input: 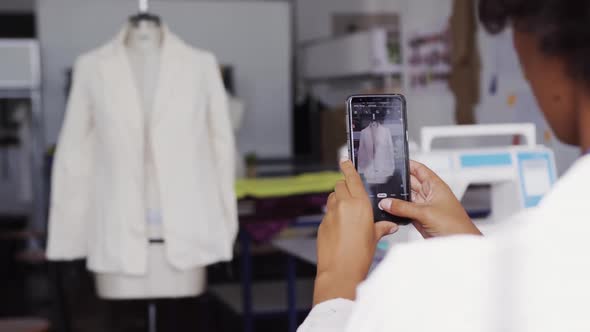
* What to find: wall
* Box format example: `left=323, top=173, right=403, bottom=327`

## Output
left=37, top=0, right=292, bottom=157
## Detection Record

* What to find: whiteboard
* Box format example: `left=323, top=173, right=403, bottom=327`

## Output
left=37, top=0, right=292, bottom=157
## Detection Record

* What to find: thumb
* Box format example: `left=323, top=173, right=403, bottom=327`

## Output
left=379, top=198, right=424, bottom=220
left=374, top=221, right=398, bottom=240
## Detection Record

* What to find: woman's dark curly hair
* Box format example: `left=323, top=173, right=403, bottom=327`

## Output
left=478, top=0, right=590, bottom=83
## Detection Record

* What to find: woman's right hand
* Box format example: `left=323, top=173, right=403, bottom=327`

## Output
left=379, top=160, right=482, bottom=238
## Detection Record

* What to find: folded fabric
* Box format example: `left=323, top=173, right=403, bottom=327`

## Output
left=241, top=219, right=292, bottom=243
left=235, top=172, right=342, bottom=199
left=239, top=193, right=329, bottom=242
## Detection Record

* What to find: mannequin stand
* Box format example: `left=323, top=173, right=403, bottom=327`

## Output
left=147, top=301, right=157, bottom=332
left=96, top=241, right=206, bottom=332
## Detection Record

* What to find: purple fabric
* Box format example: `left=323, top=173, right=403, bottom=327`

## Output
left=242, top=219, right=292, bottom=243
left=239, top=193, right=329, bottom=243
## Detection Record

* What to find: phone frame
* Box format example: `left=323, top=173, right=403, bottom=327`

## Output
left=346, top=94, right=412, bottom=225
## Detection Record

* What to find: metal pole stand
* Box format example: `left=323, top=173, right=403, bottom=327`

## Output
left=148, top=301, right=157, bottom=332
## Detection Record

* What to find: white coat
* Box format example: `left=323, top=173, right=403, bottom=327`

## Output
left=299, top=154, right=590, bottom=332
left=46, top=26, right=238, bottom=275
left=357, top=123, right=396, bottom=184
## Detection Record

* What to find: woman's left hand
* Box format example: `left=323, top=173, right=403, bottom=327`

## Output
left=314, top=160, right=399, bottom=305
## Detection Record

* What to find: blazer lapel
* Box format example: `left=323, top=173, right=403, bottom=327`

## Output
left=99, top=28, right=144, bottom=136
left=151, top=27, right=184, bottom=128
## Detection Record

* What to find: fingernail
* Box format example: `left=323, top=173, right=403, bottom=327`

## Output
left=379, top=199, right=393, bottom=211
left=389, top=224, right=399, bottom=234
left=340, top=157, right=350, bottom=164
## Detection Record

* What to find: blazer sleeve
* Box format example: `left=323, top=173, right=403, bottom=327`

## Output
left=205, top=54, right=239, bottom=249
left=46, top=57, right=95, bottom=260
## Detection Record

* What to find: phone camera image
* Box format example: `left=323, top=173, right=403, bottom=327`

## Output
left=349, top=96, right=411, bottom=224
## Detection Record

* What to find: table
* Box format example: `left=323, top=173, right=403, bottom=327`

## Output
left=237, top=213, right=323, bottom=332
left=266, top=191, right=496, bottom=332
left=272, top=238, right=317, bottom=265
left=271, top=237, right=318, bottom=332
left=235, top=190, right=331, bottom=332
left=0, top=318, right=50, bottom=332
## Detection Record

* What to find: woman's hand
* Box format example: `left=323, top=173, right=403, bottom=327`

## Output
left=314, top=160, right=398, bottom=305
left=379, top=160, right=482, bottom=238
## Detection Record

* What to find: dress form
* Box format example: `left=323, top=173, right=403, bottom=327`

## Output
left=95, top=21, right=206, bottom=299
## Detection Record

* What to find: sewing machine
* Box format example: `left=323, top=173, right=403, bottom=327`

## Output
left=402, top=123, right=557, bottom=239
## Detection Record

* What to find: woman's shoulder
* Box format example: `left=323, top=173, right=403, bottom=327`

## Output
left=352, top=235, right=496, bottom=331
left=371, top=234, right=493, bottom=288
left=387, top=234, right=492, bottom=266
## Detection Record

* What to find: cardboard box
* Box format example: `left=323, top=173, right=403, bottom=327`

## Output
left=321, top=107, right=348, bottom=165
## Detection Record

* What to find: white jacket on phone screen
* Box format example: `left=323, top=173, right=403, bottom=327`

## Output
left=357, top=123, right=396, bottom=184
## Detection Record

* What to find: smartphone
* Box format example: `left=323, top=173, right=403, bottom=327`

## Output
left=346, top=94, right=411, bottom=225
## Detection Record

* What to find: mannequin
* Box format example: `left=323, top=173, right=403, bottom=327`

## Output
left=94, top=20, right=206, bottom=300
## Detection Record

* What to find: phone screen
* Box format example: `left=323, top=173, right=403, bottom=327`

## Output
left=347, top=95, right=411, bottom=224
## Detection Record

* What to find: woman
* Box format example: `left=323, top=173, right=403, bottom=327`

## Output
left=299, top=0, right=590, bottom=331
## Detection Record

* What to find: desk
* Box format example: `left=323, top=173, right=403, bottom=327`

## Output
left=234, top=172, right=337, bottom=332
left=236, top=212, right=323, bottom=332
left=0, top=318, right=49, bottom=332
left=270, top=234, right=398, bottom=332
left=271, top=237, right=318, bottom=332
left=272, top=238, right=317, bottom=265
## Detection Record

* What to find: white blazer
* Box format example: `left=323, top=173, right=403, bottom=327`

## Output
left=47, top=26, right=238, bottom=275
left=300, top=154, right=590, bottom=332
left=357, top=123, right=396, bottom=184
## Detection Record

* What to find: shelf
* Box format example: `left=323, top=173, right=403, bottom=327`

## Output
left=302, top=28, right=402, bottom=82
